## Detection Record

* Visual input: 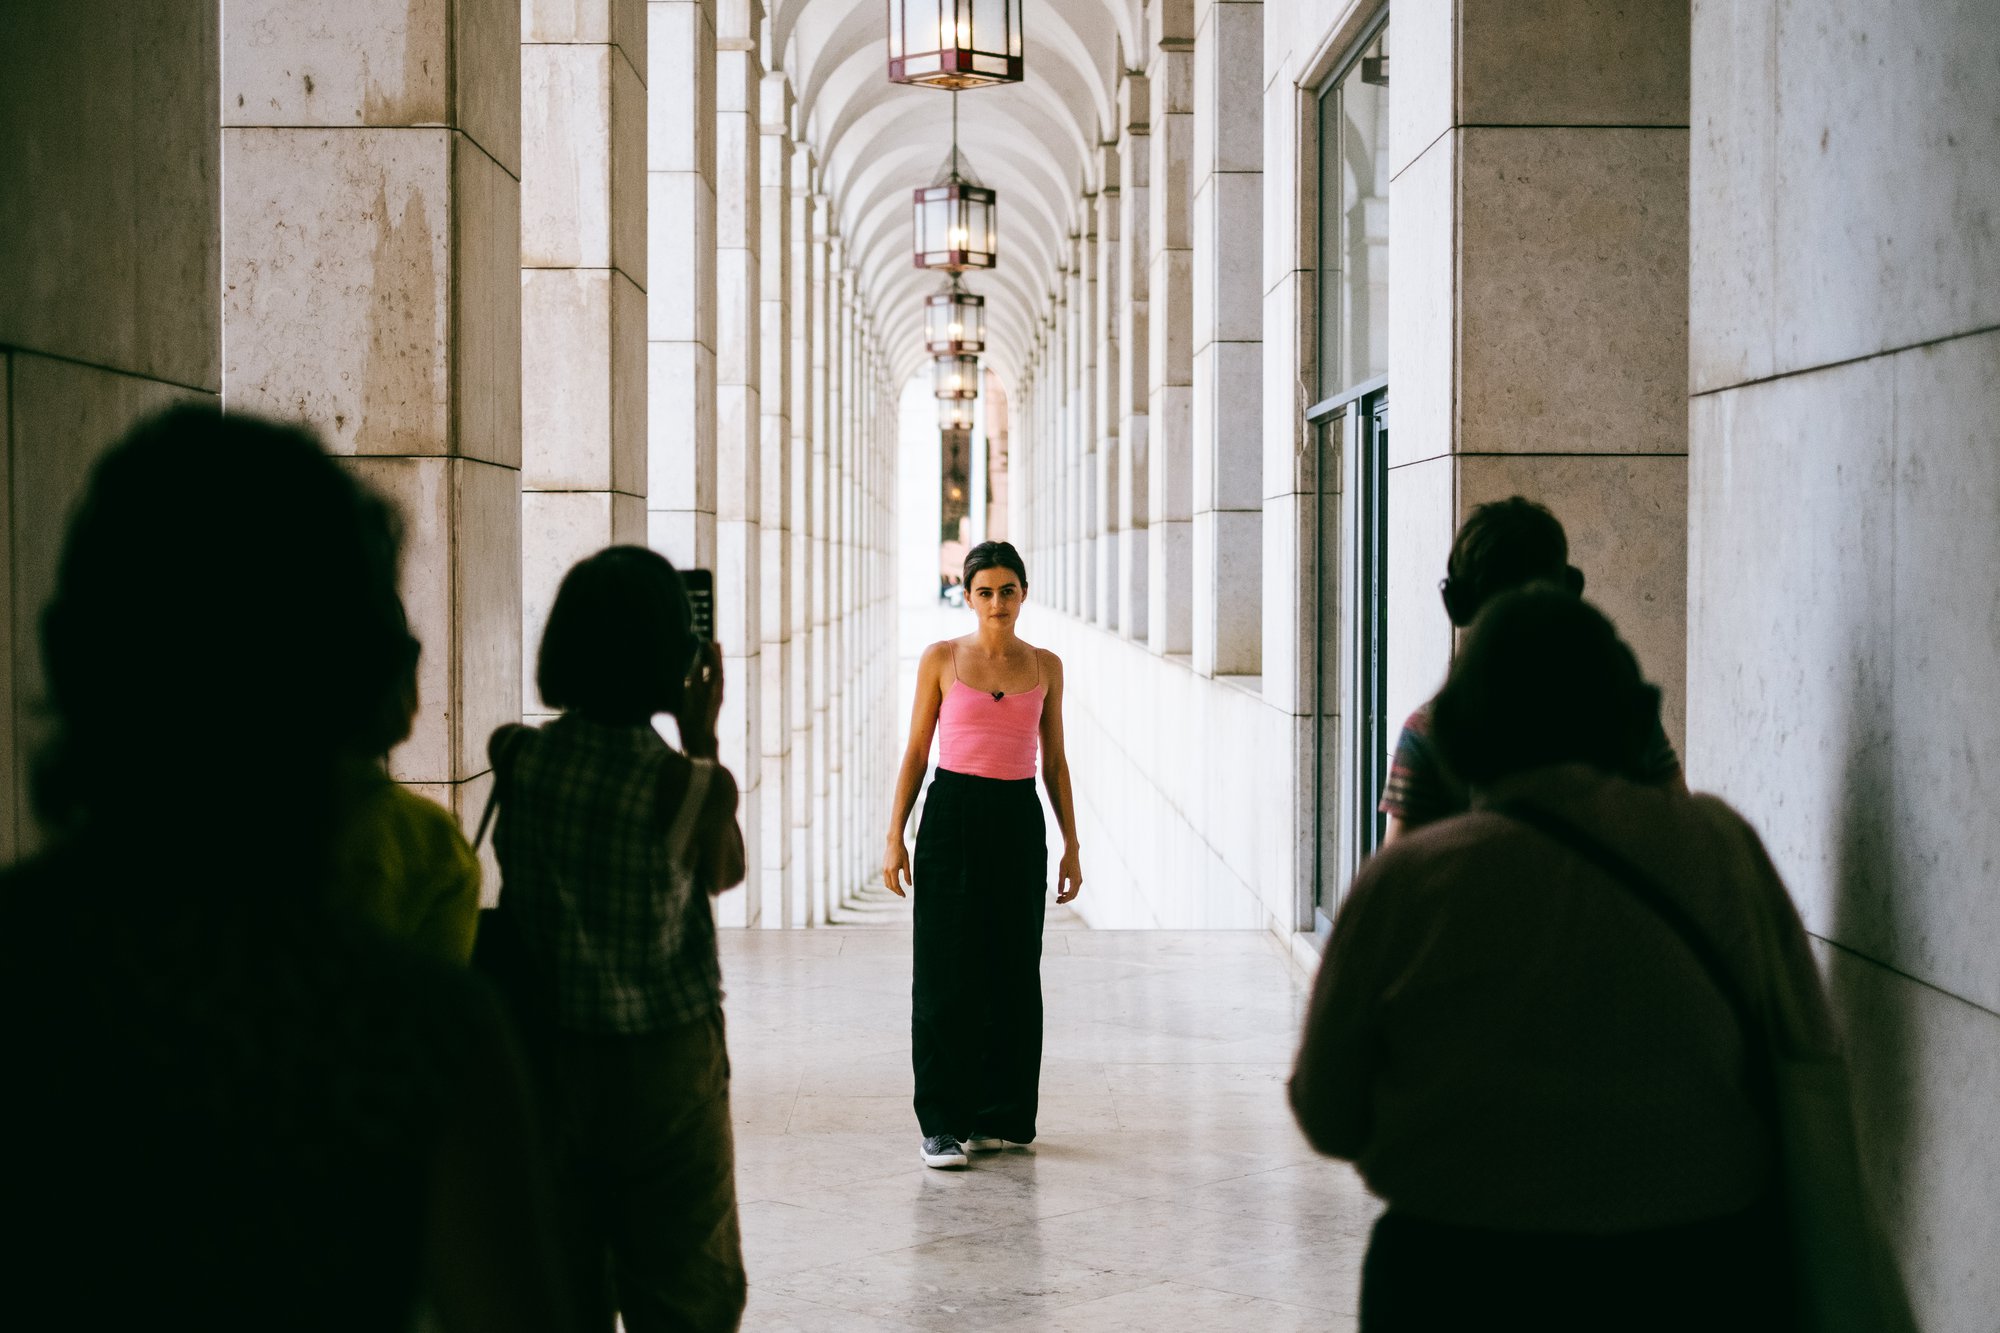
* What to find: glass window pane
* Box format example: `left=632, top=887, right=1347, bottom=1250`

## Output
left=1339, top=28, right=1389, bottom=389
left=1316, top=22, right=1389, bottom=399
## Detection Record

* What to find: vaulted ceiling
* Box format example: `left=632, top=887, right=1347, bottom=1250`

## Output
left=771, top=0, right=1146, bottom=390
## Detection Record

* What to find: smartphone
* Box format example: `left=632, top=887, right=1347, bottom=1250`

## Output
left=682, top=568, right=716, bottom=644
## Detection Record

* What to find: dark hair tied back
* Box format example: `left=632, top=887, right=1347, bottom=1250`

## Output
left=962, top=540, right=1028, bottom=590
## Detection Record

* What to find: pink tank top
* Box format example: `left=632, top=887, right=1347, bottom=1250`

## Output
left=938, top=655, right=1044, bottom=781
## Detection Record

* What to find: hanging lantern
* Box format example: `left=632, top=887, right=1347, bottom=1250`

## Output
left=933, top=353, right=980, bottom=401
left=887, top=0, right=1024, bottom=90
left=925, top=282, right=986, bottom=355
left=913, top=94, right=998, bottom=271
left=938, top=397, right=976, bottom=432
left=914, top=178, right=997, bottom=271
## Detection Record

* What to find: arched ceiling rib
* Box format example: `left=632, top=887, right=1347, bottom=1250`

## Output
left=771, top=0, right=1137, bottom=388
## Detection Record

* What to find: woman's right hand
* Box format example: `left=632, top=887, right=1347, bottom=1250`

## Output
left=882, top=837, right=911, bottom=898
left=677, top=644, right=724, bottom=757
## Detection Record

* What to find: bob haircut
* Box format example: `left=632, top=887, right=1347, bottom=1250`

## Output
left=963, top=540, right=1028, bottom=590
left=537, top=545, right=696, bottom=719
left=1432, top=586, right=1661, bottom=788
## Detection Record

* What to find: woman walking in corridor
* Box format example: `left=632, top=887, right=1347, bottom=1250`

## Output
left=883, top=541, right=1084, bottom=1169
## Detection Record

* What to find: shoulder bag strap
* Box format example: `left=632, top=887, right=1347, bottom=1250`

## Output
left=664, top=758, right=715, bottom=869
left=473, top=725, right=533, bottom=852
left=1490, top=799, right=1763, bottom=1049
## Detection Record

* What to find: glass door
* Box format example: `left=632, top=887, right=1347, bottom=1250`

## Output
left=1306, top=11, right=1390, bottom=934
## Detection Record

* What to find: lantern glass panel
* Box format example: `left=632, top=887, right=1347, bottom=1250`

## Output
left=933, top=354, right=979, bottom=400
left=887, top=0, right=1024, bottom=89
left=925, top=291, right=985, bottom=354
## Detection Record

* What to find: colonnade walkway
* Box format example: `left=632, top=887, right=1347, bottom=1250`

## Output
left=717, top=901, right=1377, bottom=1330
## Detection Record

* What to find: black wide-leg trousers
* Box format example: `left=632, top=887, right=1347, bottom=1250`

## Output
left=911, top=768, right=1048, bottom=1142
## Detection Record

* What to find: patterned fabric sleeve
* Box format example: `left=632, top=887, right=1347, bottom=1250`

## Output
left=1379, top=700, right=1453, bottom=822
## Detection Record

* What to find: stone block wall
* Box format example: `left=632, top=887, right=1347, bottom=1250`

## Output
left=0, top=1, right=220, bottom=859
left=1687, top=3, right=2000, bottom=1324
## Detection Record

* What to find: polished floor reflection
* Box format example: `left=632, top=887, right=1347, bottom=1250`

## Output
left=719, top=894, right=1376, bottom=1330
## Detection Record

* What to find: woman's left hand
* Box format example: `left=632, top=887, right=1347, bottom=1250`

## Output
left=1056, top=848, right=1083, bottom=904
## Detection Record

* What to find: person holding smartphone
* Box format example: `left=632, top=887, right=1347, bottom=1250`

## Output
left=487, top=547, right=749, bottom=1333
left=882, top=541, right=1084, bottom=1169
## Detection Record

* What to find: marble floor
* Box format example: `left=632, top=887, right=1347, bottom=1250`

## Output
left=718, top=894, right=1378, bottom=1330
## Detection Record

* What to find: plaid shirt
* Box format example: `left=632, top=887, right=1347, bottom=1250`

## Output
left=1380, top=697, right=1681, bottom=823
left=492, top=716, right=721, bottom=1033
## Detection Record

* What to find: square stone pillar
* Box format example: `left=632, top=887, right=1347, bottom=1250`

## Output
left=1055, top=265, right=1076, bottom=613
left=1094, top=150, right=1123, bottom=631
left=789, top=161, right=820, bottom=922
left=1387, top=0, right=1690, bottom=743
left=221, top=0, right=522, bottom=835
left=647, top=0, right=718, bottom=572
left=521, top=0, right=648, bottom=723
left=1117, top=72, right=1153, bottom=641
left=807, top=216, right=834, bottom=915
left=711, top=0, right=762, bottom=926
left=1147, top=21, right=1195, bottom=656
left=1074, top=221, right=1099, bottom=621
left=757, top=69, right=794, bottom=927
left=1191, top=0, right=1262, bottom=677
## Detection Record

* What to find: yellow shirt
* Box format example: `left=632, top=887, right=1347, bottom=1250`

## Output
left=332, top=763, right=481, bottom=964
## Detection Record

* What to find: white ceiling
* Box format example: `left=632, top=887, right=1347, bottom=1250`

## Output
left=771, top=0, right=1146, bottom=390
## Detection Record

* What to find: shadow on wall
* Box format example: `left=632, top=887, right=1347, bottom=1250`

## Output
left=1822, top=688, right=1920, bottom=1289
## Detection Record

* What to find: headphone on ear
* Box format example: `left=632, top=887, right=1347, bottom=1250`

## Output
left=1439, top=564, right=1587, bottom=628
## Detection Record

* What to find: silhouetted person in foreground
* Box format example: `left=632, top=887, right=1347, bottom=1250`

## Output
left=485, top=546, right=749, bottom=1333
left=1291, top=589, right=1829, bottom=1332
left=0, top=407, right=565, bottom=1332
left=1380, top=497, right=1683, bottom=844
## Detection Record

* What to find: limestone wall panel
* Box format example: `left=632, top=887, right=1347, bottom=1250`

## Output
left=1455, top=127, right=1688, bottom=457
left=0, top=0, right=220, bottom=390
left=224, top=129, right=519, bottom=467
left=222, top=0, right=520, bottom=175
left=1459, top=452, right=1689, bottom=758
left=5, top=356, right=200, bottom=854
left=1456, top=0, right=1688, bottom=128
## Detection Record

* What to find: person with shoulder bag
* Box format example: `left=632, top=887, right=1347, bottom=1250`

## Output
left=1289, top=587, right=1915, bottom=1333
left=476, top=546, right=749, bottom=1333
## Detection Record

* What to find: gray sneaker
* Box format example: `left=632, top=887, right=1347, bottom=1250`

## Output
left=920, top=1134, right=969, bottom=1168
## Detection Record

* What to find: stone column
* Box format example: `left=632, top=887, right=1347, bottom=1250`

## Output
left=1054, top=267, right=1074, bottom=612
left=1191, top=0, right=1262, bottom=677
left=1147, top=6, right=1195, bottom=656
left=1073, top=221, right=1098, bottom=620
left=789, top=158, right=819, bottom=923
left=1387, top=0, right=1690, bottom=740
left=521, top=0, right=647, bottom=724
left=1094, top=148, right=1123, bottom=630
left=3, top=3, right=219, bottom=856
left=1117, top=71, right=1153, bottom=641
left=712, top=0, right=761, bottom=927
left=221, top=0, right=522, bottom=835
left=647, top=0, right=717, bottom=571
left=757, top=66, right=793, bottom=927
left=808, top=214, right=834, bottom=915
